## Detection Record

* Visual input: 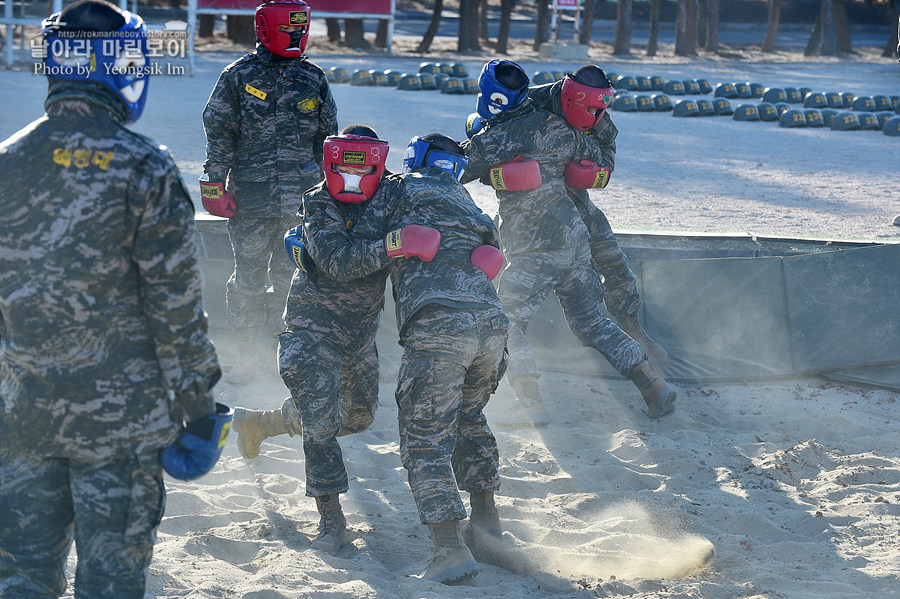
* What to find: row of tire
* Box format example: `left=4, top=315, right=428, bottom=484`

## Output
left=326, top=62, right=478, bottom=94
left=610, top=93, right=900, bottom=135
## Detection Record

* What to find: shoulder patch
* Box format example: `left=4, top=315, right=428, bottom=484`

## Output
left=297, top=97, right=320, bottom=112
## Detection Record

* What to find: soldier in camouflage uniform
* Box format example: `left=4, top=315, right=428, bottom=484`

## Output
left=0, top=2, right=222, bottom=597
left=527, top=66, right=668, bottom=366
left=201, top=0, right=337, bottom=380
left=462, top=60, right=677, bottom=421
left=305, top=133, right=509, bottom=584
left=231, top=127, right=393, bottom=556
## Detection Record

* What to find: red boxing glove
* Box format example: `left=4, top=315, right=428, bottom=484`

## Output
left=488, top=156, right=542, bottom=191
left=385, top=225, right=441, bottom=262
left=470, top=244, right=504, bottom=280
left=563, top=160, right=611, bottom=189
left=199, top=180, right=237, bottom=218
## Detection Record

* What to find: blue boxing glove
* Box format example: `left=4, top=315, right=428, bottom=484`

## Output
left=465, top=112, right=487, bottom=139
left=284, top=225, right=316, bottom=273
left=160, top=402, right=233, bottom=481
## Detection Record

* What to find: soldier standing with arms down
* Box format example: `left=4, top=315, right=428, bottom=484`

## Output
left=0, top=2, right=230, bottom=597
left=201, top=0, right=337, bottom=380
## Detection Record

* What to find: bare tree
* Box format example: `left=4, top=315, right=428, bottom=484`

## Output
left=884, top=3, right=899, bottom=58
left=459, top=0, right=482, bottom=51
left=675, top=0, right=698, bottom=55
left=647, top=0, right=661, bottom=56
left=496, top=0, right=514, bottom=54
left=534, top=0, right=551, bottom=51
left=613, top=0, right=633, bottom=55
left=375, top=20, right=389, bottom=49
left=579, top=0, right=596, bottom=46
left=344, top=19, right=367, bottom=49
left=762, top=0, right=781, bottom=52
left=705, top=0, right=719, bottom=53
left=805, top=0, right=851, bottom=55
left=416, top=0, right=443, bottom=54
left=480, top=0, right=490, bottom=43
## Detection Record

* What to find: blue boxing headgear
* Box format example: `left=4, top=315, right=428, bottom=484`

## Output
left=41, top=1, right=151, bottom=124
left=402, top=134, right=468, bottom=181
left=475, top=59, right=529, bottom=119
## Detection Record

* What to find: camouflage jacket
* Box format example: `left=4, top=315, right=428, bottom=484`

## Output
left=305, top=168, right=504, bottom=332
left=202, top=46, right=337, bottom=216
left=0, top=89, right=220, bottom=459
left=461, top=102, right=606, bottom=256
left=287, top=180, right=391, bottom=350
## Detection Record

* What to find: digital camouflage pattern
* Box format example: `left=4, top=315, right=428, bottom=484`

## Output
left=277, top=180, right=392, bottom=496
left=202, top=46, right=337, bottom=218
left=0, top=89, right=219, bottom=460
left=529, top=81, right=641, bottom=318
left=462, top=103, right=646, bottom=381
left=202, top=46, right=337, bottom=331
left=306, top=167, right=507, bottom=524
left=225, top=212, right=301, bottom=330
left=0, top=82, right=218, bottom=598
left=0, top=448, right=164, bottom=598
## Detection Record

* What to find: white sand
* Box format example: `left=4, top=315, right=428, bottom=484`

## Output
left=4, top=34, right=898, bottom=599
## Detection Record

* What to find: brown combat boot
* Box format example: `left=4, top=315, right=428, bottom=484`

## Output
left=423, top=521, right=479, bottom=583
left=310, top=494, right=347, bottom=555
left=232, top=407, right=288, bottom=459
left=629, top=360, right=677, bottom=419
left=617, top=314, right=669, bottom=365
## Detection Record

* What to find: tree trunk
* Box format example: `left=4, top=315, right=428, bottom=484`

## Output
left=459, top=0, right=482, bottom=51
left=805, top=0, right=837, bottom=56
left=496, top=0, right=513, bottom=54
left=675, top=0, right=687, bottom=55
left=883, top=6, right=899, bottom=58
left=705, top=0, right=719, bottom=53
left=613, top=0, right=633, bottom=55
left=534, top=0, right=551, bottom=51
left=762, top=0, right=781, bottom=53
left=416, top=0, right=443, bottom=54
left=685, top=0, right=698, bottom=54
left=226, top=15, right=256, bottom=45
left=697, top=0, right=707, bottom=49
left=344, top=19, right=367, bottom=49
left=834, top=0, right=851, bottom=54
left=480, top=0, right=489, bottom=43
left=198, top=13, right=214, bottom=38
left=325, top=18, right=342, bottom=42
left=375, top=19, right=388, bottom=49
left=579, top=0, right=596, bottom=46
left=647, top=0, right=660, bottom=56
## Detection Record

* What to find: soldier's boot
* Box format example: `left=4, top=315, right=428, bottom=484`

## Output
left=423, top=521, right=479, bottom=584
left=508, top=375, right=550, bottom=427
left=464, top=491, right=505, bottom=565
left=617, top=314, right=669, bottom=365
left=310, top=494, right=347, bottom=555
left=629, top=360, right=677, bottom=420
left=233, top=407, right=287, bottom=459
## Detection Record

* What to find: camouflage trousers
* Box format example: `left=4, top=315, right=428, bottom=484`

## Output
left=576, top=196, right=641, bottom=319
left=0, top=448, right=164, bottom=599
left=498, top=246, right=647, bottom=382
left=278, top=328, right=380, bottom=496
left=396, top=305, right=508, bottom=525
left=226, top=214, right=300, bottom=330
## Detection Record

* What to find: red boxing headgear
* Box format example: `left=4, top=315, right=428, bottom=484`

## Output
left=256, top=0, right=310, bottom=57
left=323, top=135, right=390, bottom=203
left=560, top=74, right=614, bottom=131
